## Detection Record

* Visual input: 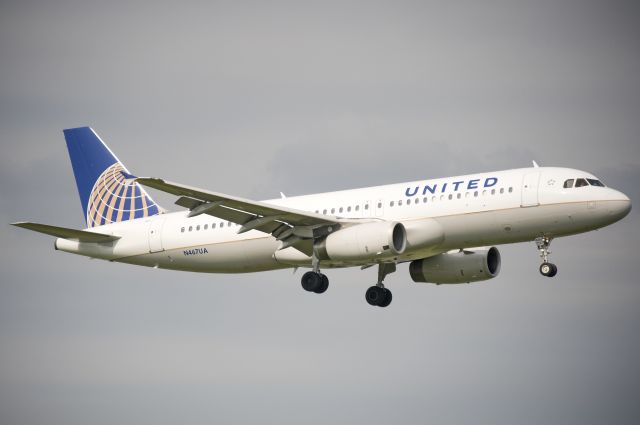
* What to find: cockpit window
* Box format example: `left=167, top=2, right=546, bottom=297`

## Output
left=563, top=179, right=574, bottom=188
left=575, top=178, right=589, bottom=187
left=587, top=178, right=605, bottom=187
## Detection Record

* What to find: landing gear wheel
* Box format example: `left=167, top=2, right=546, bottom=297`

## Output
left=365, top=286, right=392, bottom=307
left=301, top=271, right=322, bottom=292
left=314, top=274, right=329, bottom=294
left=539, top=262, right=558, bottom=277
left=301, top=271, right=329, bottom=293
left=378, top=288, right=392, bottom=307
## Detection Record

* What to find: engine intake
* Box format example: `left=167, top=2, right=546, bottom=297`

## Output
left=319, top=221, right=406, bottom=262
left=409, top=246, right=501, bottom=284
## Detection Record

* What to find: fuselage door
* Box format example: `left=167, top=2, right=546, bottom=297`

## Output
left=148, top=217, right=165, bottom=253
left=521, top=171, right=540, bottom=207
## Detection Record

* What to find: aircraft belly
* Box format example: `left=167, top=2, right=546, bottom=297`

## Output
left=437, top=201, right=597, bottom=248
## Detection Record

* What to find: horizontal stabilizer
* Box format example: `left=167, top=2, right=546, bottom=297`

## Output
left=11, top=221, right=121, bottom=243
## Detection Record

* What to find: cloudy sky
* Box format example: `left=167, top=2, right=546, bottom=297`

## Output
left=1, top=0, right=639, bottom=424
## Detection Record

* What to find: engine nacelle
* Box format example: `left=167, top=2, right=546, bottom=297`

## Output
left=319, top=221, right=407, bottom=262
left=409, top=246, right=501, bottom=284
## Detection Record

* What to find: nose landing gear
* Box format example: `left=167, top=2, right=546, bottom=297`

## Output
left=535, top=236, right=558, bottom=277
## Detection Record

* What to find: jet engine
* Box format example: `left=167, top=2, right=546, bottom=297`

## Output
left=409, top=246, right=501, bottom=284
left=319, top=221, right=406, bottom=262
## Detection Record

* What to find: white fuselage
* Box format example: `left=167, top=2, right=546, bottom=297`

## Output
left=55, top=167, right=631, bottom=273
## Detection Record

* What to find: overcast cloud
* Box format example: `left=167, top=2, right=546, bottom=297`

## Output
left=1, top=1, right=639, bottom=424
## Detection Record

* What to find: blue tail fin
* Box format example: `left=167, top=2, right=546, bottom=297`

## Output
left=63, top=127, right=161, bottom=228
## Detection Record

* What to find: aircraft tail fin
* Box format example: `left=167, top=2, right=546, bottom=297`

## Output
left=63, top=127, right=161, bottom=228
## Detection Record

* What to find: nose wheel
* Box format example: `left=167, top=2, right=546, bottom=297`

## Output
left=539, top=262, right=558, bottom=277
left=535, top=236, right=558, bottom=277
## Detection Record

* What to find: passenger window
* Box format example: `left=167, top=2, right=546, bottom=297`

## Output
left=390, top=201, right=394, bottom=207
left=212, top=223, right=216, bottom=229
left=331, top=208, right=335, bottom=214
left=355, top=205, right=360, bottom=211
left=181, top=227, right=185, bottom=233
left=474, top=191, right=478, bottom=197
left=204, top=224, right=208, bottom=230
left=398, top=200, right=403, bottom=206
left=365, top=204, right=369, bottom=210
left=323, top=209, right=327, bottom=214
left=407, top=199, right=411, bottom=205
left=220, top=222, right=224, bottom=228
left=448, top=194, right=453, bottom=200
left=575, top=178, right=588, bottom=187
left=377, top=202, right=382, bottom=208
left=491, top=189, right=495, bottom=195
left=500, top=188, right=504, bottom=194
left=457, top=193, right=461, bottom=199
left=423, top=197, right=428, bottom=203
left=189, top=226, right=193, bottom=231
left=339, top=207, right=343, bottom=213
left=508, top=187, right=513, bottom=193
left=563, top=179, right=574, bottom=188
left=348, top=206, right=352, bottom=212
left=440, top=195, right=445, bottom=201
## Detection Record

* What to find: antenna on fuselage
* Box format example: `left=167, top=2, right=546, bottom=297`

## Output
left=532, top=160, right=540, bottom=168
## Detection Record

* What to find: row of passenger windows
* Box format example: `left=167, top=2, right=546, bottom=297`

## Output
left=181, top=221, right=239, bottom=233
left=313, top=186, right=514, bottom=215
left=180, top=186, right=516, bottom=232
left=315, top=204, right=368, bottom=215
left=563, top=178, right=605, bottom=189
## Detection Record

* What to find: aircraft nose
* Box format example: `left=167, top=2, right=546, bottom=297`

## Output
left=607, top=191, right=631, bottom=221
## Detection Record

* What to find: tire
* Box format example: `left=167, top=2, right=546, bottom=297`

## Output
left=365, top=286, right=384, bottom=306
left=314, top=274, right=329, bottom=294
left=540, top=262, right=558, bottom=277
left=378, top=288, right=392, bottom=307
left=301, top=271, right=322, bottom=292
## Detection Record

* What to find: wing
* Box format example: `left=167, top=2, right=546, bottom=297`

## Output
left=137, top=177, right=365, bottom=255
left=12, top=222, right=120, bottom=243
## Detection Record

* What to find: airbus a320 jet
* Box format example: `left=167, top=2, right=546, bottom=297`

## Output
left=13, top=128, right=632, bottom=307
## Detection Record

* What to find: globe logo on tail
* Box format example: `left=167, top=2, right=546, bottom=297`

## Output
left=86, top=163, right=159, bottom=227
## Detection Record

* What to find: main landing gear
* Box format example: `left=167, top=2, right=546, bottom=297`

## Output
left=365, top=263, right=396, bottom=308
left=300, top=252, right=329, bottom=294
left=535, top=236, right=558, bottom=277
left=300, top=271, right=329, bottom=294
left=299, top=253, right=396, bottom=307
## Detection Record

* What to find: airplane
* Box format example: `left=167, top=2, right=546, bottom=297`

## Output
left=12, top=127, right=632, bottom=307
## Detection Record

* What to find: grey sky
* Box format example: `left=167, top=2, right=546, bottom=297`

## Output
left=1, top=1, right=639, bottom=424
